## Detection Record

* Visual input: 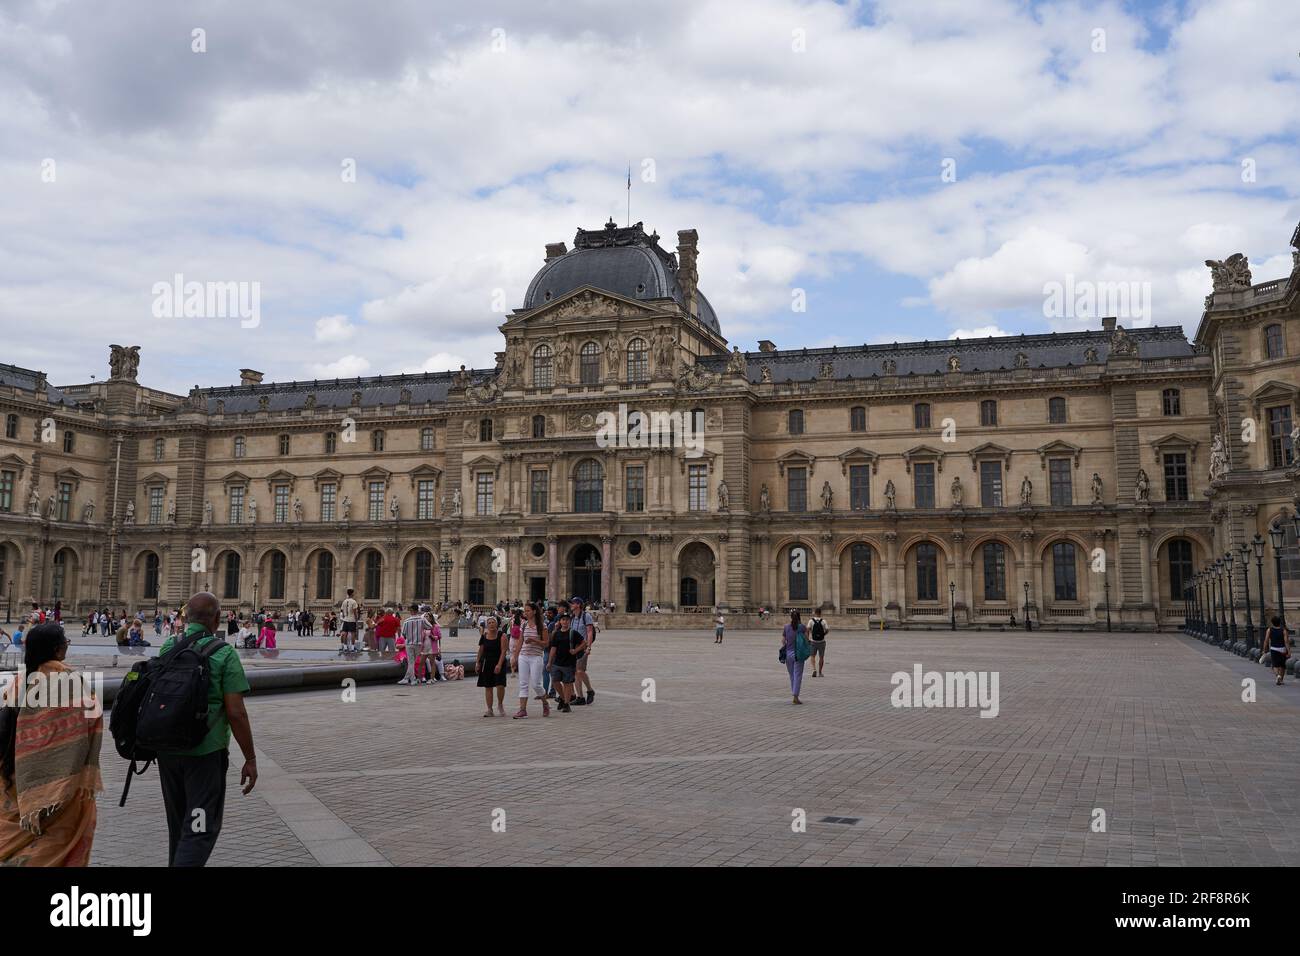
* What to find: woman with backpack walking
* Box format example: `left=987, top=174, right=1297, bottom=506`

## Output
left=0, top=623, right=103, bottom=865
left=1265, top=616, right=1292, bottom=685
left=780, top=611, right=809, bottom=705
left=807, top=608, right=829, bottom=677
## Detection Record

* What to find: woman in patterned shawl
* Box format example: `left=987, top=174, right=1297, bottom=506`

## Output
left=0, top=623, right=103, bottom=866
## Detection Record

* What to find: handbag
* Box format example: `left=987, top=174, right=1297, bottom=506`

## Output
left=778, top=645, right=787, bottom=664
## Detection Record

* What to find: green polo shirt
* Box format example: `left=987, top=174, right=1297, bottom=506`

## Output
left=158, top=623, right=250, bottom=757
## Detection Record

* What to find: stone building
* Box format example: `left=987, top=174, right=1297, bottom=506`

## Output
left=1, top=218, right=1297, bottom=629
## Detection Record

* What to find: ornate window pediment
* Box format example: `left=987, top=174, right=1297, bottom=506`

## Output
left=968, top=442, right=1012, bottom=472
left=903, top=444, right=945, bottom=474
left=0, top=453, right=28, bottom=479
left=54, top=467, right=88, bottom=492
left=463, top=455, right=500, bottom=478
left=264, top=468, right=297, bottom=492
left=311, top=467, right=343, bottom=490
left=679, top=448, right=717, bottom=475
left=409, top=463, right=443, bottom=489
left=777, top=449, right=816, bottom=476
left=837, top=447, right=879, bottom=475
left=221, top=471, right=251, bottom=494
left=360, top=465, right=392, bottom=486
left=1250, top=379, right=1299, bottom=416
left=1150, top=432, right=1200, bottom=463
left=1037, top=440, right=1082, bottom=470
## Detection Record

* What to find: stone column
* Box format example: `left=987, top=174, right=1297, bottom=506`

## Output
left=600, top=534, right=612, bottom=604
left=547, top=535, right=559, bottom=598
left=1137, top=527, right=1153, bottom=617
left=818, top=532, right=832, bottom=611
left=882, top=531, right=897, bottom=615
left=716, top=533, right=729, bottom=608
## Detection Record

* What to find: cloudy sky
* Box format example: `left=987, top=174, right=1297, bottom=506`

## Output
left=2, top=0, right=1297, bottom=393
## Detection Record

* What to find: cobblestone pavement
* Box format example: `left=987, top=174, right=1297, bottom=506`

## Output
left=91, top=628, right=1300, bottom=866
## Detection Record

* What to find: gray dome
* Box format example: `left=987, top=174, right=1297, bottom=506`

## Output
left=523, top=221, right=720, bottom=335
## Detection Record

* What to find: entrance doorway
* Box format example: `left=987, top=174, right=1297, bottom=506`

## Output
left=626, top=576, right=642, bottom=613
left=570, top=543, right=602, bottom=604
left=529, top=576, right=546, bottom=602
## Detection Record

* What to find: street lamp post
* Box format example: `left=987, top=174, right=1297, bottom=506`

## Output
left=1103, top=579, right=1112, bottom=632
left=1215, top=559, right=1228, bottom=645
left=1023, top=581, right=1032, bottom=632
left=949, top=581, right=956, bottom=631
left=1268, top=522, right=1287, bottom=630
left=1253, top=534, right=1267, bottom=643
left=1238, top=543, right=1254, bottom=650
left=1224, top=551, right=1238, bottom=645
left=1208, top=566, right=1219, bottom=642
left=439, top=551, right=453, bottom=605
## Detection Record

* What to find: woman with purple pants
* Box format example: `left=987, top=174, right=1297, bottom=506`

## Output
left=781, top=610, right=806, bottom=705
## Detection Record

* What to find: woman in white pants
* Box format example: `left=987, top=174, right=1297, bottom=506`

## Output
left=513, top=602, right=550, bottom=718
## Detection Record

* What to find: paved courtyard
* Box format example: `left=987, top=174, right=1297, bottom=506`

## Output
left=91, top=627, right=1300, bottom=866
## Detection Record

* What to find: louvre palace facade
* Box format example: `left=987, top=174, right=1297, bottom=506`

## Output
left=1, top=219, right=1298, bottom=629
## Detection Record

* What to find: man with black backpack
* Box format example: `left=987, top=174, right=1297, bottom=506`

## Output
left=154, top=591, right=256, bottom=866
left=807, top=607, right=829, bottom=678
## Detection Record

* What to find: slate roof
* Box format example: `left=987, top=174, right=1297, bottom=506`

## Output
left=191, top=369, right=488, bottom=415
left=698, top=326, right=1197, bottom=383
left=0, top=362, right=72, bottom=405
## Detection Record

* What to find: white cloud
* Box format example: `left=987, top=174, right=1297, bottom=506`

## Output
left=314, top=314, right=355, bottom=343
left=949, top=326, right=1010, bottom=339
left=311, top=355, right=371, bottom=378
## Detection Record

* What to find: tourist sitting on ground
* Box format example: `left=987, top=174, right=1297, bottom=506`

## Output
left=114, top=623, right=130, bottom=647
left=127, top=622, right=151, bottom=647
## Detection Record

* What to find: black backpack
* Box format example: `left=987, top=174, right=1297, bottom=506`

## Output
left=811, top=618, right=826, bottom=640
left=108, top=632, right=227, bottom=806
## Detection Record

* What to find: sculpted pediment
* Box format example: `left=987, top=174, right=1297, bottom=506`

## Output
left=507, top=286, right=661, bottom=326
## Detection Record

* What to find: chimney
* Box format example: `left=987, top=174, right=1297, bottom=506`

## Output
left=545, top=242, right=568, bottom=260
left=240, top=369, right=264, bottom=386
left=758, top=340, right=777, bottom=353
left=1101, top=317, right=1116, bottom=332
left=676, top=229, right=699, bottom=317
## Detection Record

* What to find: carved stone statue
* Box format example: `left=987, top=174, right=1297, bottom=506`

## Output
left=108, top=344, right=141, bottom=381
left=452, top=366, right=470, bottom=389
left=653, top=329, right=676, bottom=373
left=820, top=480, right=833, bottom=512
left=399, top=387, right=412, bottom=404
left=1205, top=253, right=1252, bottom=292
left=303, top=393, right=316, bottom=409
left=166, top=498, right=176, bottom=523
left=82, top=502, right=95, bottom=523
left=950, top=475, right=964, bottom=507
left=247, top=497, right=258, bottom=524
left=1084, top=347, right=1098, bottom=363
left=1091, top=472, right=1104, bottom=505
left=257, top=395, right=269, bottom=411
left=1135, top=468, right=1150, bottom=502
left=605, top=336, right=621, bottom=376
left=947, top=355, right=961, bottom=372
left=390, top=494, right=399, bottom=520
left=293, top=497, right=304, bottom=522
left=675, top=361, right=719, bottom=392
left=340, top=495, right=352, bottom=521
left=1020, top=475, right=1033, bottom=506
left=466, top=377, right=502, bottom=403
left=27, top=486, right=41, bottom=516
left=759, top=484, right=771, bottom=514
left=726, top=346, right=747, bottom=375
left=556, top=341, right=574, bottom=384
left=1109, top=326, right=1138, bottom=357
left=124, top=500, right=135, bottom=525
left=44, top=494, right=55, bottom=519
left=760, top=365, right=772, bottom=384
left=451, top=488, right=462, bottom=516
left=884, top=479, right=897, bottom=511
left=882, top=359, right=896, bottom=374
left=717, top=479, right=729, bottom=512
left=1015, top=352, right=1029, bottom=369
left=1209, top=434, right=1228, bottom=482
left=203, top=500, right=213, bottom=526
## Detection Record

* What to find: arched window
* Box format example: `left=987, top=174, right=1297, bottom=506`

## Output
left=982, top=542, right=1006, bottom=600
left=1167, top=539, right=1193, bottom=601
left=1048, top=397, right=1067, bottom=423
left=532, top=414, right=546, bottom=438
left=223, top=553, right=241, bottom=599
left=574, top=459, right=604, bottom=513
left=788, top=544, right=809, bottom=601
left=626, top=338, right=648, bottom=382
left=364, top=550, right=382, bottom=601
left=414, top=550, right=432, bottom=600
left=915, top=543, right=938, bottom=601
left=788, top=409, right=804, bottom=435
left=144, top=553, right=160, bottom=600
left=1265, top=324, right=1286, bottom=359
left=1161, top=388, right=1181, bottom=416
left=234, top=436, right=246, bottom=458
left=1052, top=542, right=1078, bottom=601
left=371, top=430, right=385, bottom=452
left=278, top=434, right=290, bottom=456
left=850, top=406, right=866, bottom=432
left=850, top=544, right=872, bottom=600
left=533, top=344, right=554, bottom=388
left=316, top=552, right=334, bottom=600
left=579, top=341, right=600, bottom=384
left=269, top=551, right=286, bottom=600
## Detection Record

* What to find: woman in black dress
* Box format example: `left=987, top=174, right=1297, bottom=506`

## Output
left=1265, top=616, right=1292, bottom=685
left=477, top=615, right=508, bottom=716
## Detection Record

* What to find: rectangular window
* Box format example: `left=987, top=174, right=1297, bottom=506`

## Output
left=229, top=486, right=245, bottom=524
left=849, top=464, right=870, bottom=510
left=979, top=461, right=1003, bottom=507
left=1053, top=543, right=1078, bottom=601
left=368, top=481, right=384, bottom=521
left=320, top=483, right=336, bottom=522
left=787, top=467, right=807, bottom=513
left=1268, top=405, right=1295, bottom=469
left=1163, top=453, right=1188, bottom=501
left=148, top=486, right=164, bottom=524
left=154, top=438, right=165, bottom=461
left=1048, top=459, right=1072, bottom=506
left=325, top=432, right=336, bottom=454
left=688, top=464, right=708, bottom=511
left=0, top=470, right=13, bottom=513
left=479, top=419, right=493, bottom=442
left=476, top=473, right=494, bottom=516
left=914, top=404, right=931, bottom=429
left=624, top=466, right=644, bottom=513
left=421, top=427, right=434, bottom=451
left=980, top=400, right=997, bottom=426
left=913, top=462, right=935, bottom=509
left=274, top=484, right=289, bottom=523
left=530, top=470, right=549, bottom=514
left=982, top=545, right=1007, bottom=601
left=417, top=480, right=436, bottom=519
left=57, top=482, right=72, bottom=522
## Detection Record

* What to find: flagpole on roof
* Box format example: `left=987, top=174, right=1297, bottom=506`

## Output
left=627, top=163, right=631, bottom=227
